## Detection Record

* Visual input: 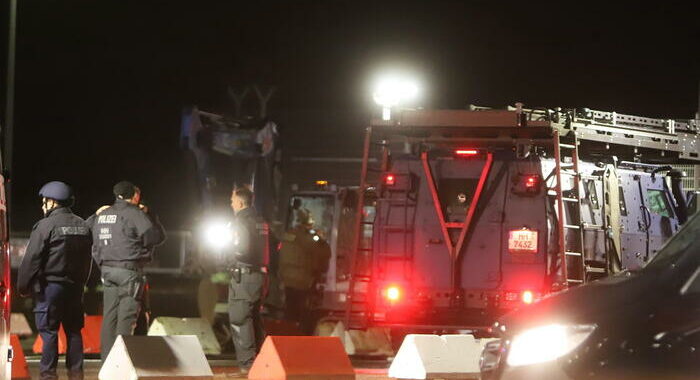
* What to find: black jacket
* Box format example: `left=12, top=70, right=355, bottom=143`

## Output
left=17, top=207, right=92, bottom=295
left=229, top=207, right=264, bottom=268
left=87, top=199, right=166, bottom=266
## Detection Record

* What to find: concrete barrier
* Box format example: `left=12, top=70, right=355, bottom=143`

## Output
left=389, top=334, right=487, bottom=379
left=10, top=314, right=31, bottom=337
left=98, top=335, right=213, bottom=380
left=325, top=321, right=355, bottom=355
left=249, top=336, right=355, bottom=380
left=147, top=317, right=221, bottom=355
left=316, top=320, right=393, bottom=356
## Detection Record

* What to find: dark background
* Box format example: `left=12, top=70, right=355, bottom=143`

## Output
left=0, top=0, right=698, bottom=231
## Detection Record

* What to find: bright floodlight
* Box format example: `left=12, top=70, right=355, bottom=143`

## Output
left=373, top=76, right=419, bottom=120
left=203, top=219, right=233, bottom=250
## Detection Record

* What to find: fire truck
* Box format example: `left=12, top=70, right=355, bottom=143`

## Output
left=339, top=104, right=700, bottom=332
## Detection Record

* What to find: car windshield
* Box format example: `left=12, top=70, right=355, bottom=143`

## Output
left=643, top=211, right=700, bottom=270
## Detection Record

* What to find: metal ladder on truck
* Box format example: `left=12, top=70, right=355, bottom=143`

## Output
left=343, top=127, right=419, bottom=329
left=375, top=168, right=417, bottom=295
left=551, top=131, right=607, bottom=289
left=343, top=127, right=383, bottom=329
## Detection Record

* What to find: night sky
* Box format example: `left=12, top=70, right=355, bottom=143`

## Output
left=0, top=0, right=698, bottom=231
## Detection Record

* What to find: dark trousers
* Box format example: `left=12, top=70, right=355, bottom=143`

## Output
left=34, top=282, right=84, bottom=380
left=133, top=283, right=151, bottom=336
left=228, top=271, right=265, bottom=369
left=100, top=266, right=144, bottom=360
left=284, top=287, right=311, bottom=332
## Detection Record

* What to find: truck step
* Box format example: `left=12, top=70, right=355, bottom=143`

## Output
left=585, top=266, right=607, bottom=274
left=380, top=225, right=414, bottom=232
left=546, top=190, right=579, bottom=203
left=375, top=254, right=411, bottom=260
left=559, top=169, right=579, bottom=176
left=380, top=198, right=417, bottom=205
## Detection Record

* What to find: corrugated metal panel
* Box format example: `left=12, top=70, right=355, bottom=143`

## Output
left=672, top=164, right=699, bottom=191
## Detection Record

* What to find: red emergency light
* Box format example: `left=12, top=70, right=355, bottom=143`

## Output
left=384, top=174, right=396, bottom=186
left=454, top=148, right=479, bottom=156
left=524, top=175, right=538, bottom=189
left=385, top=285, right=401, bottom=302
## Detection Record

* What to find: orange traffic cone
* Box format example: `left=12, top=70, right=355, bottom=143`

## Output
left=33, top=315, right=103, bottom=354
left=10, top=334, right=30, bottom=379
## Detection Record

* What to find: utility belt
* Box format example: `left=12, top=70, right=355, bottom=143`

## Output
left=102, top=260, right=145, bottom=272
left=229, top=264, right=266, bottom=283
left=229, top=265, right=264, bottom=275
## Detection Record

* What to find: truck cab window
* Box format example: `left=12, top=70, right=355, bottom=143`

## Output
left=438, top=178, right=478, bottom=222
left=646, top=189, right=673, bottom=218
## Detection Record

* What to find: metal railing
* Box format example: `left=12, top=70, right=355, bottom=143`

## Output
left=10, top=230, right=196, bottom=275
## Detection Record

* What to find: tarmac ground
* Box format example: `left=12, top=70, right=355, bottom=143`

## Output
left=24, top=356, right=394, bottom=380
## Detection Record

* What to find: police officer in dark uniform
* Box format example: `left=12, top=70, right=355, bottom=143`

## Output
left=228, top=187, right=265, bottom=373
left=88, top=181, right=165, bottom=360
left=17, top=181, right=92, bottom=380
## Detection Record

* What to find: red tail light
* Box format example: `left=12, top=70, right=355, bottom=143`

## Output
left=385, top=285, right=401, bottom=302
left=513, top=174, right=541, bottom=195
left=384, top=174, right=396, bottom=186
left=525, top=175, right=538, bottom=188
left=454, top=149, right=479, bottom=156
left=522, top=290, right=534, bottom=304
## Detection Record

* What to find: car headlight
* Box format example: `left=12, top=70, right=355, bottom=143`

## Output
left=507, top=324, right=596, bottom=367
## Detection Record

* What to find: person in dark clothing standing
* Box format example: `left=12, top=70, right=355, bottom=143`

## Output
left=17, top=181, right=92, bottom=380
left=87, top=181, right=165, bottom=360
left=228, top=186, right=265, bottom=373
left=278, top=209, right=331, bottom=334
